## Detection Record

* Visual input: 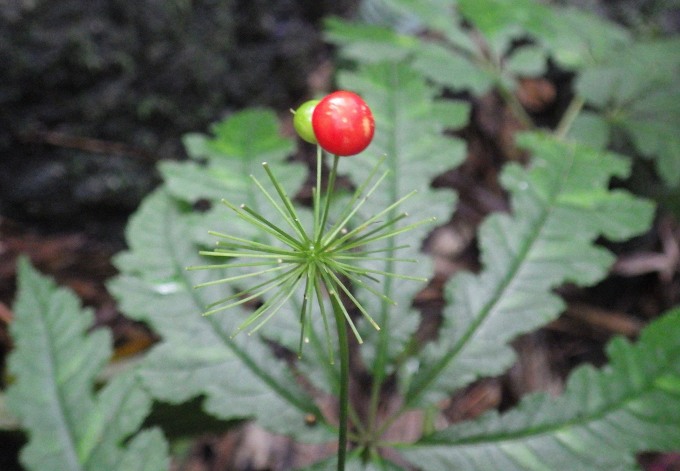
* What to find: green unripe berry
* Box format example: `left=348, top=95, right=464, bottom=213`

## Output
left=293, top=99, right=320, bottom=144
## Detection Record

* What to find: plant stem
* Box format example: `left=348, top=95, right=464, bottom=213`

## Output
left=331, top=293, right=349, bottom=471
left=497, top=82, right=534, bottom=130
left=555, top=95, right=585, bottom=140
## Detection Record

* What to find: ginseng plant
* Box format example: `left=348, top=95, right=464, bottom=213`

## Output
left=189, top=91, right=435, bottom=471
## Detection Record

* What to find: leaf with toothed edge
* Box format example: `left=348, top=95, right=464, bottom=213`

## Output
left=404, top=132, right=655, bottom=410
left=337, top=60, right=468, bottom=381
left=400, top=308, right=680, bottom=470
left=109, top=189, right=333, bottom=443
left=6, top=258, right=169, bottom=471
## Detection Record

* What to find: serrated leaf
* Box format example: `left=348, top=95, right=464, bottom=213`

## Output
left=160, top=108, right=296, bottom=203
left=376, top=0, right=475, bottom=51
left=576, top=38, right=680, bottom=186
left=262, top=61, right=469, bottom=406
left=544, top=7, right=629, bottom=69
left=181, top=132, right=217, bottom=160
left=405, top=132, right=655, bottom=408
left=505, top=45, right=548, bottom=77
left=326, top=13, right=494, bottom=95
left=457, top=0, right=554, bottom=55
left=410, top=41, right=496, bottom=95
left=209, top=108, right=294, bottom=161
left=456, top=0, right=628, bottom=69
left=400, top=309, right=680, bottom=470
left=577, top=39, right=680, bottom=106
left=566, top=111, right=609, bottom=150
left=379, top=0, right=455, bottom=34
left=0, top=393, right=18, bottom=430
left=6, top=258, right=168, bottom=471
left=358, top=0, right=425, bottom=34
left=158, top=108, right=305, bottom=249
left=324, top=18, right=416, bottom=63
left=622, top=88, right=680, bottom=186
left=117, top=429, right=169, bottom=471
left=337, top=61, right=466, bottom=375
left=108, top=189, right=332, bottom=443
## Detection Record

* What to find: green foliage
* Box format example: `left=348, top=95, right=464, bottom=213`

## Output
left=335, top=61, right=467, bottom=371
left=8, top=0, right=680, bottom=469
left=575, top=38, right=680, bottom=186
left=327, top=0, right=629, bottom=95
left=109, top=110, right=334, bottom=443
left=405, top=133, right=655, bottom=407
left=108, top=85, right=657, bottom=471
left=330, top=0, right=679, bottom=189
left=6, top=258, right=169, bottom=471
left=160, top=108, right=296, bottom=205
left=109, top=193, right=329, bottom=443
left=400, top=308, right=680, bottom=470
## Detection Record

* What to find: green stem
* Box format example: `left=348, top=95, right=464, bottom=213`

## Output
left=497, top=81, right=534, bottom=129
left=331, top=294, right=349, bottom=471
left=555, top=95, right=585, bottom=140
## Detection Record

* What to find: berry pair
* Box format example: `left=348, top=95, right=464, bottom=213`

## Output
left=293, top=91, right=375, bottom=156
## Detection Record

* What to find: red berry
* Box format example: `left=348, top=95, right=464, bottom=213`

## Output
left=312, top=91, right=375, bottom=156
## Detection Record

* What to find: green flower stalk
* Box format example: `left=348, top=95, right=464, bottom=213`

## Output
left=190, top=93, right=434, bottom=470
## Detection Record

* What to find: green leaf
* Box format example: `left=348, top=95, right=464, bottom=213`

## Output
left=324, top=17, right=417, bottom=63
left=566, top=111, right=609, bottom=150
left=378, top=0, right=456, bottom=34
left=457, top=0, right=554, bottom=55
left=622, top=88, right=680, bottom=187
left=505, top=45, right=548, bottom=77
left=576, top=38, right=680, bottom=186
left=108, top=189, right=332, bottom=443
left=157, top=108, right=305, bottom=248
left=208, top=108, right=294, bottom=161
left=400, top=308, right=680, bottom=470
left=577, top=39, right=680, bottom=107
left=405, top=132, right=655, bottom=408
left=456, top=0, right=629, bottom=69
left=160, top=108, right=296, bottom=203
left=376, top=0, right=475, bottom=51
left=6, top=258, right=168, bottom=471
left=337, top=61, right=467, bottom=375
left=544, top=7, right=629, bottom=69
left=0, top=393, right=18, bottom=430
left=326, top=13, right=495, bottom=95
left=116, top=430, right=169, bottom=471
left=410, top=41, right=497, bottom=95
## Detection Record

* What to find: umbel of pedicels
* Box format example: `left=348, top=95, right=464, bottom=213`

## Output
left=191, top=90, right=432, bottom=357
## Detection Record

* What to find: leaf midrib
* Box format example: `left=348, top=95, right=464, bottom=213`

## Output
left=373, top=61, right=401, bottom=381
left=407, top=149, right=576, bottom=407
left=37, top=282, right=85, bottom=471
left=161, top=196, right=319, bottom=417
left=411, top=342, right=680, bottom=449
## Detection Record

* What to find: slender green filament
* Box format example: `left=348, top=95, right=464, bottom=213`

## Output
left=190, top=151, right=432, bottom=346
